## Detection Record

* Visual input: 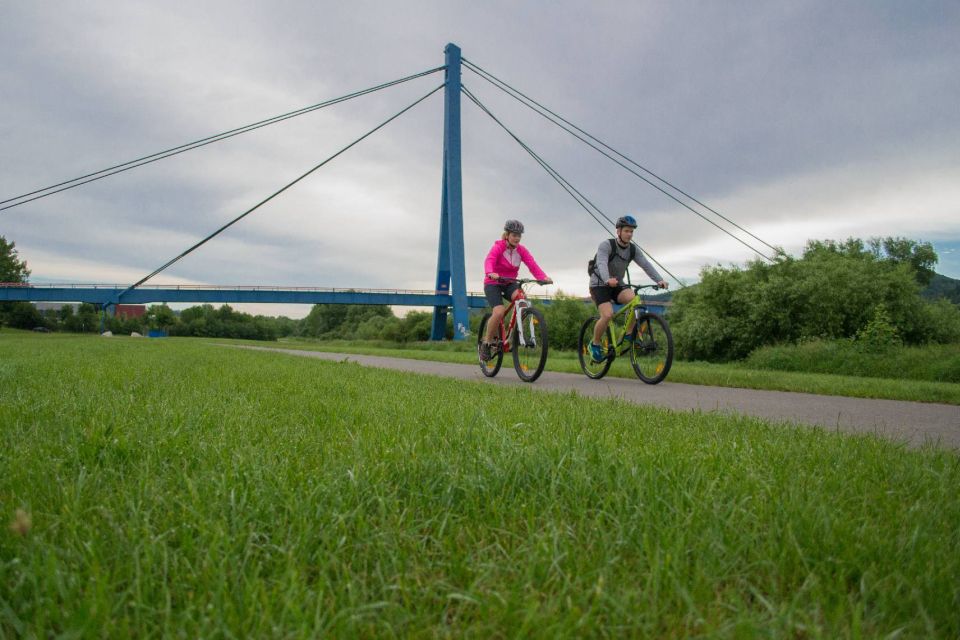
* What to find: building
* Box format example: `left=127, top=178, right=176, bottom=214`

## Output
left=115, top=304, right=146, bottom=319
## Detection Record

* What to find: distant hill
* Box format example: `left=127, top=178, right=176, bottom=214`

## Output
left=922, top=273, right=960, bottom=304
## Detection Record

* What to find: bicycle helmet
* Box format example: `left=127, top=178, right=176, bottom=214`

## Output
left=504, top=219, right=525, bottom=234
left=615, top=215, right=638, bottom=229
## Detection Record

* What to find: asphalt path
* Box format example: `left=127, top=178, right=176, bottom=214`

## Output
left=230, top=346, right=960, bottom=449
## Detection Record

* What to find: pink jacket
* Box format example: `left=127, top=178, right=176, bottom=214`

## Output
left=483, top=239, right=548, bottom=285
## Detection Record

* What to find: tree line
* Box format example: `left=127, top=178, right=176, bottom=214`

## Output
left=4, top=234, right=959, bottom=358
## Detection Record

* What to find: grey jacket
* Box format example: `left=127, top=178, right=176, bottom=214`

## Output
left=589, top=239, right=663, bottom=288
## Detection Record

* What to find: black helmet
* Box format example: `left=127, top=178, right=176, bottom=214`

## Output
left=616, top=215, right=638, bottom=229
left=504, top=219, right=524, bottom=234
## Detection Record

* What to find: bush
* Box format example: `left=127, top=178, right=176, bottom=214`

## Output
left=914, top=298, right=960, bottom=344
left=670, top=237, right=956, bottom=361
left=854, top=305, right=901, bottom=353
left=540, top=293, right=594, bottom=351
left=5, top=302, right=45, bottom=330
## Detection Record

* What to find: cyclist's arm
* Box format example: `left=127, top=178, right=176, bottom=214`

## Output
left=517, top=245, right=549, bottom=281
left=631, top=244, right=665, bottom=284
left=483, top=241, right=503, bottom=279
left=596, top=240, right=614, bottom=283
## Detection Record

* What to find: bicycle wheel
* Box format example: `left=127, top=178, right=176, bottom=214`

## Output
left=477, top=313, right=503, bottom=377
left=512, top=307, right=548, bottom=382
left=629, top=312, right=674, bottom=384
left=578, top=316, right=614, bottom=379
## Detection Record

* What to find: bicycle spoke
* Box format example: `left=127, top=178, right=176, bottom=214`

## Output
left=578, top=316, right=613, bottom=379
left=630, top=313, right=674, bottom=384
left=513, top=307, right=548, bottom=382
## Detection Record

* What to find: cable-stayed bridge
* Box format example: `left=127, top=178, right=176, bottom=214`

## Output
left=1, top=43, right=767, bottom=339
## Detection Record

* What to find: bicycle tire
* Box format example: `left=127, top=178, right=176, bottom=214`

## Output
left=477, top=313, right=503, bottom=377
left=512, top=307, right=548, bottom=382
left=578, top=316, right=614, bottom=379
left=629, top=312, right=674, bottom=384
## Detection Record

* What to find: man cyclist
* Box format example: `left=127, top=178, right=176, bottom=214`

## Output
left=588, top=215, right=668, bottom=362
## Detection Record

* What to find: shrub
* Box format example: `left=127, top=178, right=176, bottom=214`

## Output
left=541, top=292, right=594, bottom=351
left=854, top=305, right=901, bottom=353
left=670, top=237, right=955, bottom=361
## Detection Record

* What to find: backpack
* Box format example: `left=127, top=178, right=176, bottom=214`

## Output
left=587, top=238, right=636, bottom=278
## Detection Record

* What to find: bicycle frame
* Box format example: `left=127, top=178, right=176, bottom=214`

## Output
left=491, top=286, right=535, bottom=351
left=607, top=287, right=657, bottom=347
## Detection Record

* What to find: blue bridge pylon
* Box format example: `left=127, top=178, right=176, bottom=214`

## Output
left=431, top=43, right=469, bottom=340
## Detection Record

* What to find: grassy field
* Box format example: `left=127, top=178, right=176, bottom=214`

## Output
left=2, top=333, right=959, bottom=637
left=258, top=338, right=960, bottom=406
left=744, top=340, right=960, bottom=384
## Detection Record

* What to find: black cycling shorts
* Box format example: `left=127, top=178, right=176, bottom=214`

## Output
left=590, top=284, right=631, bottom=306
left=484, top=283, right=520, bottom=307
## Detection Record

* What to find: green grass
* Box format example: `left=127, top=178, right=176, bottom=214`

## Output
left=2, top=333, right=959, bottom=637
left=745, top=340, right=960, bottom=384
left=256, top=338, right=960, bottom=406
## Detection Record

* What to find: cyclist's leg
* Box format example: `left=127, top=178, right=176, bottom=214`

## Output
left=590, top=286, right=615, bottom=345
left=593, top=301, right=614, bottom=345
left=618, top=287, right=637, bottom=336
left=487, top=304, right=505, bottom=341
left=483, top=284, right=507, bottom=343
left=492, top=284, right=519, bottom=338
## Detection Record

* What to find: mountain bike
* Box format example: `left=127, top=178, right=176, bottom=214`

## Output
left=577, top=284, right=674, bottom=384
left=477, top=278, right=549, bottom=382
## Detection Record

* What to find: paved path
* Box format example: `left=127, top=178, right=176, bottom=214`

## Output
left=231, top=346, right=960, bottom=449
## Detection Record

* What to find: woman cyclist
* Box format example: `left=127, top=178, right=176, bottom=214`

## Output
left=480, top=219, right=552, bottom=360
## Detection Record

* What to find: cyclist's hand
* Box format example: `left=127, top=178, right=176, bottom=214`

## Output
left=606, top=278, right=619, bottom=287
left=657, top=280, right=669, bottom=289
left=487, top=272, right=499, bottom=280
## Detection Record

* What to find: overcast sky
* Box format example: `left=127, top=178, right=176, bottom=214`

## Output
left=2, top=1, right=959, bottom=316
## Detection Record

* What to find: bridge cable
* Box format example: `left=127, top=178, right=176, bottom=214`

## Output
left=1, top=66, right=445, bottom=212
left=119, top=84, right=444, bottom=297
left=461, top=85, right=685, bottom=288
left=463, top=58, right=777, bottom=258
left=462, top=58, right=778, bottom=261
left=462, top=85, right=682, bottom=286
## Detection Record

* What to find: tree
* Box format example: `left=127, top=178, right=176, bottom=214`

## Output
left=302, top=304, right=349, bottom=338
left=7, top=301, right=43, bottom=329
left=147, top=304, right=177, bottom=330
left=869, top=237, right=938, bottom=286
left=0, top=236, right=32, bottom=329
left=63, top=303, right=99, bottom=333
left=669, top=237, right=960, bottom=361
left=0, top=236, right=30, bottom=283
left=301, top=303, right=395, bottom=339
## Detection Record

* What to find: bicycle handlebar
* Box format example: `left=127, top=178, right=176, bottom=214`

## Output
left=493, top=277, right=551, bottom=286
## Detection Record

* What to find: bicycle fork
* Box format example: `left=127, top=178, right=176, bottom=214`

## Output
left=514, top=300, right=536, bottom=348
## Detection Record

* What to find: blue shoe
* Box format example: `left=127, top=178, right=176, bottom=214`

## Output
left=589, top=342, right=605, bottom=363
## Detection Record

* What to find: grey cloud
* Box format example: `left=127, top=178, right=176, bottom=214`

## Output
left=3, top=0, right=960, bottom=307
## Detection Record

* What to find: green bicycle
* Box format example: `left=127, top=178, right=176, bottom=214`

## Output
left=577, top=284, right=674, bottom=384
